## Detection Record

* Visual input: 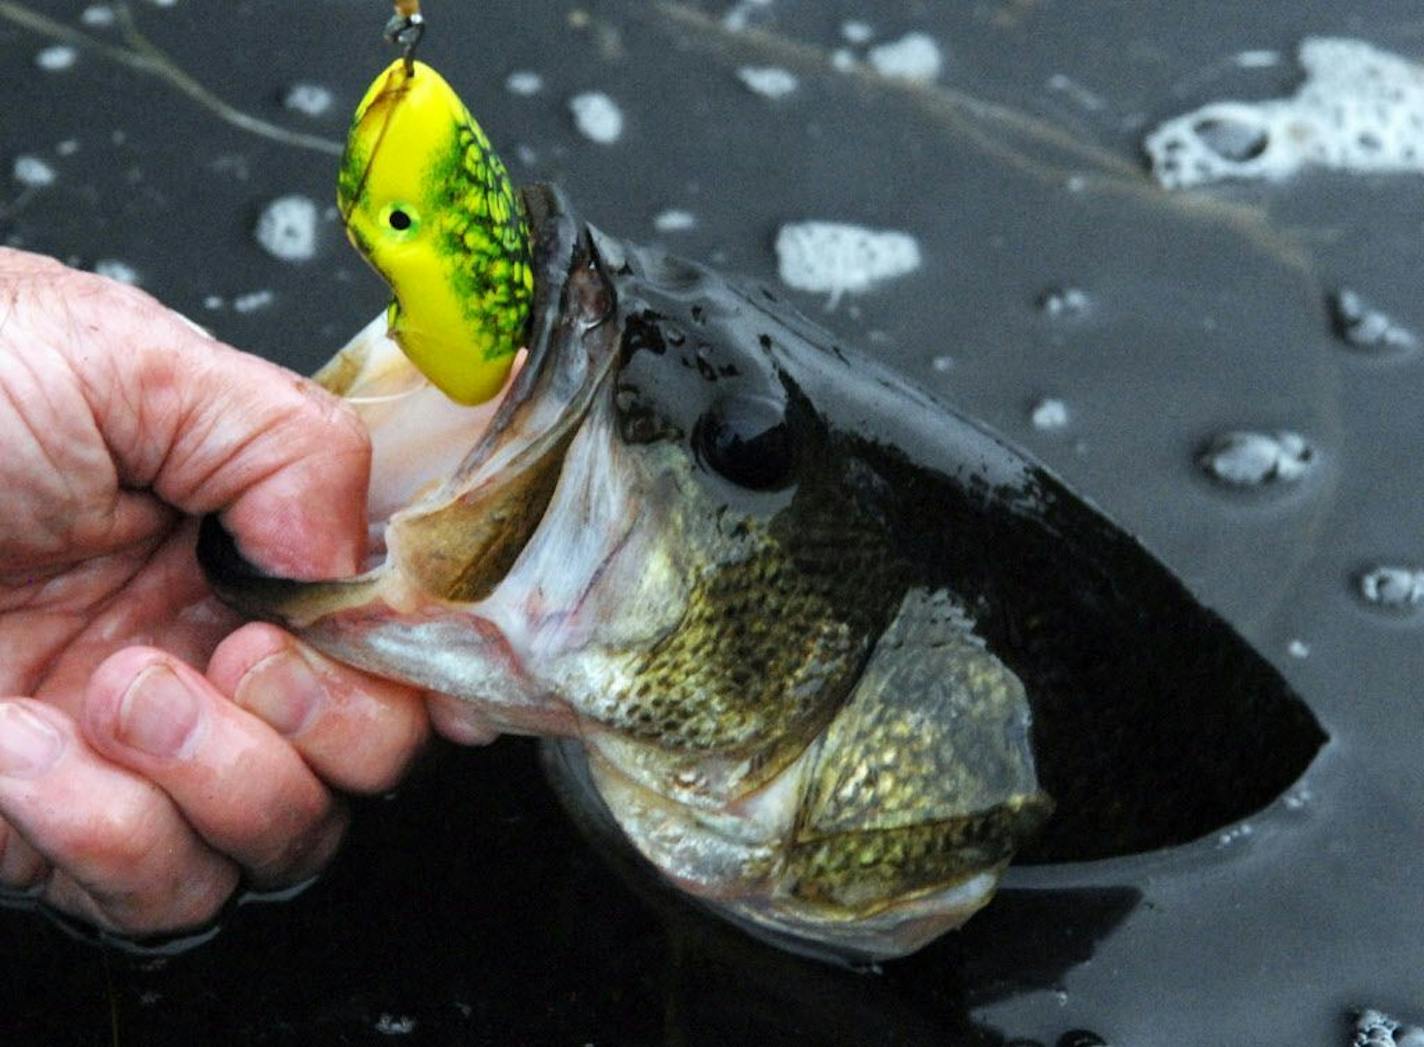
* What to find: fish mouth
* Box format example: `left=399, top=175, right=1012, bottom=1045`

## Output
left=201, top=184, right=620, bottom=621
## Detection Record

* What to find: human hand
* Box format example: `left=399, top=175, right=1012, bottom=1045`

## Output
left=0, top=249, right=490, bottom=936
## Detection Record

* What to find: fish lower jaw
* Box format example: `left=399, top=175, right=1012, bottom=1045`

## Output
left=703, top=869, right=1004, bottom=965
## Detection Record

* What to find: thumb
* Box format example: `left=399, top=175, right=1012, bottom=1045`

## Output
left=53, top=263, right=371, bottom=579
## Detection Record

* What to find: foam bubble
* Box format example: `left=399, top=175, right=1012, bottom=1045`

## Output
left=505, top=71, right=543, bottom=96
left=283, top=83, right=333, bottom=118
left=831, top=48, right=857, bottom=73
left=1287, top=639, right=1310, bottom=659
left=1198, top=430, right=1314, bottom=487
left=568, top=92, right=624, bottom=145
left=1146, top=38, right=1424, bottom=188
left=1355, top=1009, right=1424, bottom=1047
left=841, top=21, right=874, bottom=45
left=1038, top=285, right=1092, bottom=319
left=233, top=289, right=275, bottom=314
left=374, top=1014, right=417, bottom=1036
left=737, top=66, right=799, bottom=99
left=867, top=32, right=943, bottom=84
left=35, top=45, right=77, bottom=71
left=1358, top=566, right=1424, bottom=609
left=1330, top=289, right=1419, bottom=352
left=81, top=4, right=115, bottom=26
left=653, top=209, right=696, bottom=232
left=94, top=259, right=139, bottom=285
left=254, top=195, right=318, bottom=263
left=1031, top=398, right=1070, bottom=431
left=774, top=221, right=921, bottom=306
left=12, top=155, right=55, bottom=188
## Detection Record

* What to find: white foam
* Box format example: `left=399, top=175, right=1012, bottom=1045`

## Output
left=94, top=259, right=139, bottom=285
left=81, top=4, right=115, bottom=26
left=723, top=0, right=772, bottom=33
left=254, top=194, right=319, bottom=262
left=1030, top=398, right=1069, bottom=431
left=737, top=66, right=798, bottom=99
left=831, top=48, right=857, bottom=73
left=867, top=32, right=943, bottom=84
left=1146, top=38, right=1424, bottom=188
left=505, top=71, right=543, bottom=96
left=774, top=221, right=921, bottom=306
left=568, top=92, right=624, bottom=145
left=56, top=139, right=79, bottom=156
left=283, top=83, right=333, bottom=117
left=653, top=209, right=696, bottom=232
left=12, top=155, right=55, bottom=188
left=36, top=45, right=76, bottom=71
left=841, top=20, right=873, bottom=45
left=233, top=289, right=275, bottom=314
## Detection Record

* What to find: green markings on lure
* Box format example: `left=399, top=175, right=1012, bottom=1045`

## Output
left=338, top=59, right=534, bottom=405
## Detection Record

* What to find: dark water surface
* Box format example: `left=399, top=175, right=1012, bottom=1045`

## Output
left=3, top=2, right=1423, bottom=1044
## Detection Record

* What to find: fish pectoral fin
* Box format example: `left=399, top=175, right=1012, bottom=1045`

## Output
left=786, top=587, right=1053, bottom=913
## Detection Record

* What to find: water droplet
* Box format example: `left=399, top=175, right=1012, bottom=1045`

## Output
left=1198, top=430, right=1314, bottom=487
left=1031, top=398, right=1070, bottom=431
left=931, top=354, right=955, bottom=373
left=1330, top=288, right=1419, bottom=351
left=1287, top=639, right=1310, bottom=658
left=1283, top=785, right=1312, bottom=810
left=1357, top=565, right=1424, bottom=609
left=202, top=294, right=225, bottom=310
left=1037, top=285, right=1091, bottom=319
left=831, top=48, right=857, bottom=73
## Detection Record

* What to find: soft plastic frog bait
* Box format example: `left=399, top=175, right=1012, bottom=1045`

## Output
left=337, top=55, right=534, bottom=405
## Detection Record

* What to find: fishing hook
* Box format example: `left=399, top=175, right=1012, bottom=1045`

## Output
left=384, top=0, right=425, bottom=74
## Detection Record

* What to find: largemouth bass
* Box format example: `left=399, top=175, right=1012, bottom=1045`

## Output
left=198, top=60, right=1324, bottom=963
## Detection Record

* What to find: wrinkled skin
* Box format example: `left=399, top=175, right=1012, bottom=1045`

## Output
left=202, top=188, right=1323, bottom=962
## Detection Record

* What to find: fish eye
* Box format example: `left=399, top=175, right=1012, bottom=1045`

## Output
left=693, top=394, right=793, bottom=491
left=380, top=202, right=420, bottom=238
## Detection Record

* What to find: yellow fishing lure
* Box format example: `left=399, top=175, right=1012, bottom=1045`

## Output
left=337, top=59, right=533, bottom=405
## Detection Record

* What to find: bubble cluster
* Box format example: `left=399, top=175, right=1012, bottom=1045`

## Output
left=1198, top=430, right=1314, bottom=487
left=774, top=221, right=921, bottom=306
left=1037, top=285, right=1092, bottom=319
left=254, top=195, right=319, bottom=263
left=1357, top=566, right=1424, bottom=609
left=1145, top=38, right=1424, bottom=188
left=1354, top=1009, right=1424, bottom=1047
left=1330, top=289, right=1419, bottom=352
left=233, top=289, right=275, bottom=314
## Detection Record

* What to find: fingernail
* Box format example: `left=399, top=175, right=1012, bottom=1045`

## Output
left=0, top=703, right=64, bottom=778
left=236, top=650, right=325, bottom=737
left=117, top=666, right=201, bottom=757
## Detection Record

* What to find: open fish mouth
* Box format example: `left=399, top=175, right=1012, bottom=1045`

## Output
left=199, top=185, right=1324, bottom=962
